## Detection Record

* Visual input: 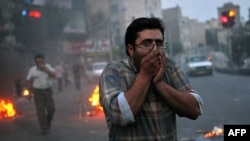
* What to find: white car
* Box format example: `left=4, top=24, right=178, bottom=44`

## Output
left=87, top=62, right=108, bottom=83
left=185, top=55, right=213, bottom=76
left=91, top=62, right=108, bottom=77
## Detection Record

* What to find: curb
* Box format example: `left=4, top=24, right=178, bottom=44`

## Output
left=215, top=67, right=250, bottom=75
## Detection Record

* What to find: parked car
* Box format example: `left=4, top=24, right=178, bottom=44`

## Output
left=86, top=62, right=108, bottom=83
left=185, top=54, right=213, bottom=76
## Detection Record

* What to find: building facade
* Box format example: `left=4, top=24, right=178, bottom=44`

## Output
left=188, top=19, right=206, bottom=48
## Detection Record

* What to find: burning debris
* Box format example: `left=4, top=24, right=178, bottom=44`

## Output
left=23, top=89, right=29, bottom=96
left=86, top=85, right=103, bottom=116
left=195, top=126, right=224, bottom=141
left=203, top=126, right=223, bottom=138
left=0, top=99, right=16, bottom=119
left=76, top=85, right=103, bottom=119
left=0, top=87, right=34, bottom=119
left=22, top=88, right=33, bottom=101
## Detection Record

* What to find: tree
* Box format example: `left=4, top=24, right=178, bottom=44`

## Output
left=230, top=21, right=250, bottom=58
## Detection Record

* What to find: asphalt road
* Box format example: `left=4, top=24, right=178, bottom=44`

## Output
left=0, top=81, right=109, bottom=141
left=0, top=72, right=250, bottom=141
left=177, top=72, right=250, bottom=140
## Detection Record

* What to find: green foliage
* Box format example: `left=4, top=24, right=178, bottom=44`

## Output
left=230, top=23, right=250, bottom=57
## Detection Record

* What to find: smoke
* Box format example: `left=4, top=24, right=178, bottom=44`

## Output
left=0, top=47, right=27, bottom=98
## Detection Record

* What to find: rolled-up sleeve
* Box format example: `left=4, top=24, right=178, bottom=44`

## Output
left=117, top=92, right=135, bottom=124
left=99, top=62, right=134, bottom=127
left=190, top=92, right=204, bottom=114
left=168, top=62, right=204, bottom=115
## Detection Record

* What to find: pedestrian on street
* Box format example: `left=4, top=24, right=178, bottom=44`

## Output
left=99, top=17, right=204, bottom=141
left=26, top=54, right=57, bottom=135
left=55, top=61, right=64, bottom=92
left=233, top=44, right=244, bottom=67
left=63, top=62, right=71, bottom=86
left=72, top=59, right=82, bottom=91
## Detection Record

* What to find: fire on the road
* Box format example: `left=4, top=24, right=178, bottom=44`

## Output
left=0, top=88, right=32, bottom=119
left=22, top=88, right=30, bottom=96
left=0, top=99, right=16, bottom=119
left=86, top=85, right=103, bottom=116
left=196, top=126, right=224, bottom=139
left=203, top=126, right=223, bottom=138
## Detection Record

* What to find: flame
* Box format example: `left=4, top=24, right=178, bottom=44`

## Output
left=23, top=88, right=30, bottom=96
left=204, top=126, right=224, bottom=138
left=0, top=99, right=16, bottom=119
left=86, top=85, right=103, bottom=116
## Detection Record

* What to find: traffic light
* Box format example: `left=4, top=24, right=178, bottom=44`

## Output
left=21, top=9, right=42, bottom=19
left=220, top=9, right=236, bottom=28
left=228, top=9, right=236, bottom=27
left=220, top=11, right=229, bottom=27
left=28, top=10, right=42, bottom=19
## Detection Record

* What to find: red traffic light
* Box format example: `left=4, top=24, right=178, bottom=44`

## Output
left=28, top=10, right=42, bottom=19
left=220, top=15, right=228, bottom=24
left=220, top=10, right=236, bottom=28
left=220, top=11, right=229, bottom=27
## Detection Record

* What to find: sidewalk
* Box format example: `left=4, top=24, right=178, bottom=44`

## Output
left=214, top=61, right=250, bottom=75
left=212, top=52, right=250, bottom=75
left=0, top=82, right=109, bottom=141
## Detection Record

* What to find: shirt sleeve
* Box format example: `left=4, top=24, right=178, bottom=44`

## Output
left=26, top=67, right=33, bottom=81
left=46, top=64, right=55, bottom=72
left=117, top=92, right=135, bottom=124
left=190, top=92, right=204, bottom=114
left=167, top=61, right=204, bottom=114
left=99, top=63, right=133, bottom=126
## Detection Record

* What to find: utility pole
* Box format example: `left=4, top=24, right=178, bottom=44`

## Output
left=168, top=26, right=173, bottom=58
left=227, top=27, right=233, bottom=63
left=165, top=22, right=173, bottom=58
left=108, top=22, right=113, bottom=62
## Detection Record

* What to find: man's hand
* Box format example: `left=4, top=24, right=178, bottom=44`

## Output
left=37, top=61, right=46, bottom=71
left=37, top=62, right=57, bottom=78
left=152, top=51, right=167, bottom=84
left=139, top=50, right=161, bottom=80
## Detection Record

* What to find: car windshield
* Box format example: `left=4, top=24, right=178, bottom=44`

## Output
left=189, top=56, right=207, bottom=62
left=93, top=63, right=107, bottom=70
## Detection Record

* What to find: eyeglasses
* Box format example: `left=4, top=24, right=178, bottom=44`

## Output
left=134, top=39, right=167, bottom=50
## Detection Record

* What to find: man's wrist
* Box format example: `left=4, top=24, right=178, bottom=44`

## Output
left=137, top=72, right=152, bottom=83
left=154, top=81, right=165, bottom=90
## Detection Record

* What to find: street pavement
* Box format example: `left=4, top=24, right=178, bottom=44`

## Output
left=0, top=81, right=109, bottom=141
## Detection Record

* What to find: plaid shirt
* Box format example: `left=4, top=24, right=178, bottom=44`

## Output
left=99, top=58, right=203, bottom=141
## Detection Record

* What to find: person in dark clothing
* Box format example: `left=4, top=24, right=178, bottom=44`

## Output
left=55, top=61, right=64, bottom=92
left=72, top=60, right=82, bottom=91
left=63, top=63, right=71, bottom=86
left=233, top=44, right=244, bottom=67
left=14, top=79, right=23, bottom=97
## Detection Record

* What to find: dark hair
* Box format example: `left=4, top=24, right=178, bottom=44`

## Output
left=125, top=17, right=165, bottom=56
left=34, top=54, right=44, bottom=60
